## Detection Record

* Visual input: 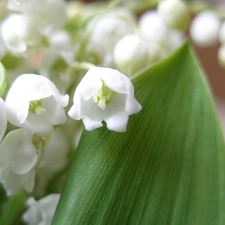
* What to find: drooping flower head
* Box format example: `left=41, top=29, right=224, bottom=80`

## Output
left=23, top=194, right=60, bottom=225
left=0, top=129, right=44, bottom=195
left=68, top=67, right=142, bottom=132
left=1, top=14, right=40, bottom=55
left=6, top=74, right=69, bottom=136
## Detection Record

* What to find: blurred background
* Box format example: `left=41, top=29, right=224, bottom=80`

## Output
left=80, top=0, right=225, bottom=136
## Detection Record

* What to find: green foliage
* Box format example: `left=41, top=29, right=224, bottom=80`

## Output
left=0, top=62, right=7, bottom=97
left=52, top=42, right=225, bottom=225
left=0, top=190, right=25, bottom=225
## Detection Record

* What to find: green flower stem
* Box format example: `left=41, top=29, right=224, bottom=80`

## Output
left=0, top=190, right=25, bottom=225
left=0, top=62, right=7, bottom=97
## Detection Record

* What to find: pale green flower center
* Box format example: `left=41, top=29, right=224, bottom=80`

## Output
left=29, top=100, right=46, bottom=115
left=93, top=80, right=115, bottom=110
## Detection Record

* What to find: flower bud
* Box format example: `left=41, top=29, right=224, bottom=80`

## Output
left=113, top=34, right=162, bottom=76
left=158, top=0, right=190, bottom=31
left=113, top=34, right=149, bottom=76
left=86, top=9, right=135, bottom=66
left=139, top=10, right=168, bottom=46
left=190, top=10, right=221, bottom=47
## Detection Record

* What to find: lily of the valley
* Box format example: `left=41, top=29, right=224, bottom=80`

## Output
left=0, top=129, right=44, bottom=195
left=68, top=67, right=142, bottom=132
left=7, top=0, right=68, bottom=35
left=1, top=14, right=39, bottom=55
left=113, top=34, right=163, bottom=76
left=6, top=74, right=69, bottom=136
left=23, top=194, right=60, bottom=225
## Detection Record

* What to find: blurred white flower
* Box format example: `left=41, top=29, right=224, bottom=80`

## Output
left=1, top=14, right=40, bottom=55
left=23, top=194, right=60, bottom=225
left=6, top=74, right=69, bottom=136
left=158, top=0, right=190, bottom=31
left=7, top=0, right=34, bottom=12
left=86, top=9, right=135, bottom=66
left=34, top=129, right=69, bottom=196
left=40, top=30, right=75, bottom=75
left=7, top=0, right=67, bottom=35
left=138, top=10, right=184, bottom=53
left=190, top=10, right=221, bottom=47
left=0, top=129, right=44, bottom=195
left=38, top=129, right=68, bottom=172
left=113, top=34, right=163, bottom=76
left=68, top=67, right=142, bottom=132
left=0, top=98, right=7, bottom=142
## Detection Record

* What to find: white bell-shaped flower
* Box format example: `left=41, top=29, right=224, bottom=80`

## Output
left=40, top=30, right=75, bottom=77
left=23, top=194, right=60, bottom=225
left=68, top=67, right=142, bottom=132
left=113, top=34, right=163, bottom=76
left=0, top=129, right=44, bottom=195
left=1, top=14, right=40, bottom=55
left=6, top=74, right=69, bottom=136
left=190, top=10, right=221, bottom=47
left=138, top=10, right=184, bottom=53
left=0, top=98, right=7, bottom=143
left=86, top=9, right=134, bottom=66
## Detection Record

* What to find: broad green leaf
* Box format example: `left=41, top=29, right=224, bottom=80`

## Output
left=0, top=62, right=7, bottom=97
left=52, top=42, right=225, bottom=225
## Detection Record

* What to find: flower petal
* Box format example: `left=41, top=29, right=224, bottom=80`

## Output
left=2, top=169, right=36, bottom=195
left=79, top=74, right=102, bottom=100
left=125, top=94, right=142, bottom=114
left=105, top=113, right=129, bottom=132
left=0, top=129, right=38, bottom=174
left=82, top=116, right=103, bottom=131
left=23, top=198, right=42, bottom=225
left=1, top=170, right=23, bottom=195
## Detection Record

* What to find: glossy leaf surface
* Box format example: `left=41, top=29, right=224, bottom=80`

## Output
left=52, top=43, right=225, bottom=225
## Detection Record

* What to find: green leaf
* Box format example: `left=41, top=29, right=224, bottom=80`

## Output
left=0, top=190, right=25, bottom=225
left=0, top=62, right=7, bottom=97
left=52, top=42, right=225, bottom=225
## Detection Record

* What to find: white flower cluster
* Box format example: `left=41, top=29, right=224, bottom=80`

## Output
left=0, top=68, right=141, bottom=196
left=3, top=0, right=222, bottom=224
left=0, top=0, right=147, bottom=199
left=0, top=74, right=69, bottom=195
left=84, top=0, right=189, bottom=76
